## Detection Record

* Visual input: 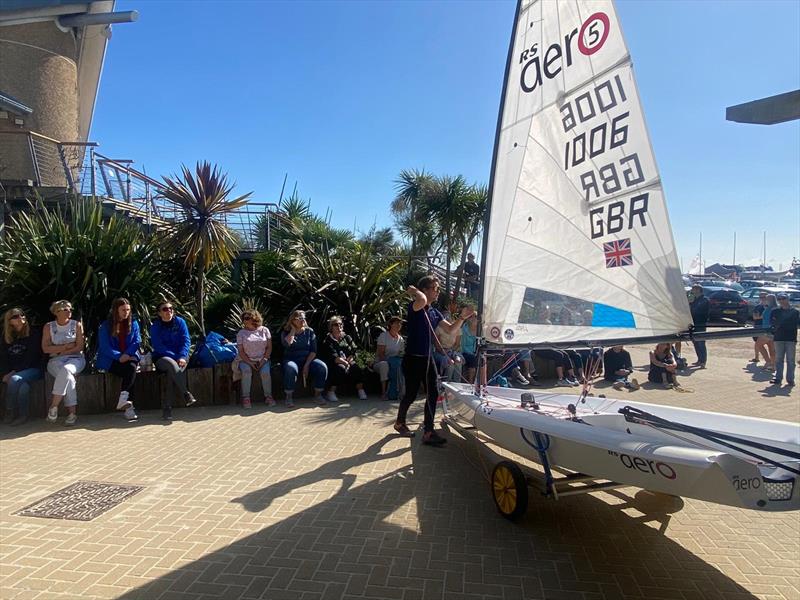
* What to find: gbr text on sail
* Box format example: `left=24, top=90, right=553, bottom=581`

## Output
left=519, top=11, right=650, bottom=241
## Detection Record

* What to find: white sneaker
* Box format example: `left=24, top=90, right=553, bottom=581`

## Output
left=357, top=389, right=368, bottom=400
left=513, top=373, right=530, bottom=386
left=64, top=413, right=77, bottom=426
left=326, top=391, right=339, bottom=403
left=557, top=379, right=571, bottom=387
left=124, top=407, right=138, bottom=421
left=116, top=391, right=132, bottom=411
left=568, top=378, right=580, bottom=386
left=47, top=407, right=58, bottom=422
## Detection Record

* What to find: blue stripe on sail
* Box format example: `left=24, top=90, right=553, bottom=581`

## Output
left=591, top=303, right=636, bottom=328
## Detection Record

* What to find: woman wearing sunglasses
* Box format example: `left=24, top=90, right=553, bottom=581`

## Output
left=280, top=310, right=327, bottom=407
left=236, top=309, right=273, bottom=408
left=41, top=300, right=85, bottom=426
left=1, top=308, right=44, bottom=425
left=150, top=300, right=197, bottom=420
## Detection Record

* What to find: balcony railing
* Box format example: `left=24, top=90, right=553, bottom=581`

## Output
left=0, top=130, right=281, bottom=253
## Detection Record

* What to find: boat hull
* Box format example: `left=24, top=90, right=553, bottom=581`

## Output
left=443, top=383, right=800, bottom=512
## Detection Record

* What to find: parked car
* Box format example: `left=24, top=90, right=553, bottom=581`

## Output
left=698, top=287, right=750, bottom=324
left=741, top=287, right=800, bottom=312
left=740, top=280, right=773, bottom=290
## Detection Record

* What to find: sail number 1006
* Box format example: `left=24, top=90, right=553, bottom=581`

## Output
left=561, top=75, right=646, bottom=205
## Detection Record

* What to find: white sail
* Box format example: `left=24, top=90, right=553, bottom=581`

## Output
left=483, top=0, right=691, bottom=345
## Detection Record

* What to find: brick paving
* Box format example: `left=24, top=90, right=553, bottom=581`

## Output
left=0, top=339, right=798, bottom=600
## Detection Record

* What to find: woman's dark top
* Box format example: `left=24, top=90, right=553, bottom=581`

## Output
left=281, top=328, right=317, bottom=361
left=321, top=333, right=358, bottom=366
left=648, top=349, right=673, bottom=383
left=0, top=328, right=44, bottom=376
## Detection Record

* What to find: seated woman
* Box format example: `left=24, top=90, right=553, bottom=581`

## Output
left=42, top=300, right=86, bottom=426
left=96, top=297, right=141, bottom=421
left=649, top=342, right=679, bottom=388
left=236, top=309, right=273, bottom=408
left=373, top=316, right=405, bottom=401
left=460, top=313, right=478, bottom=384
left=489, top=349, right=535, bottom=386
left=150, top=300, right=196, bottom=421
left=433, top=320, right=464, bottom=382
left=321, top=316, right=367, bottom=402
left=281, top=310, right=327, bottom=406
left=536, top=348, right=579, bottom=386
left=1, top=308, right=44, bottom=426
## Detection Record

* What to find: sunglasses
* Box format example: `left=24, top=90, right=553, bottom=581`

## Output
left=331, top=323, right=342, bottom=328
left=10, top=314, right=25, bottom=320
left=57, top=307, right=72, bottom=312
left=243, top=316, right=253, bottom=321
left=160, top=306, right=174, bottom=312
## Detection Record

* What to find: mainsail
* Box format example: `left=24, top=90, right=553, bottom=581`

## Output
left=482, top=0, right=691, bottom=345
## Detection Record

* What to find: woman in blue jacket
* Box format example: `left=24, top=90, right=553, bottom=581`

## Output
left=96, top=297, right=141, bottom=421
left=150, top=300, right=196, bottom=420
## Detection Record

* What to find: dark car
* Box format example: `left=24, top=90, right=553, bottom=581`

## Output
left=700, top=287, right=749, bottom=324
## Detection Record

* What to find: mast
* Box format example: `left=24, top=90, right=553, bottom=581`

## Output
left=476, top=0, right=522, bottom=358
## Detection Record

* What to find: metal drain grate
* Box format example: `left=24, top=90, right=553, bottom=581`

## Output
left=15, top=481, right=144, bottom=521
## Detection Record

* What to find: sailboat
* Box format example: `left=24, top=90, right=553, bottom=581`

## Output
left=442, top=0, right=799, bottom=516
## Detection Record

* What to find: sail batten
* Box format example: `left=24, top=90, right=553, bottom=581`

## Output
left=482, top=0, right=691, bottom=346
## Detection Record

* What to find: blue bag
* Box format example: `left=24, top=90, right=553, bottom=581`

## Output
left=190, top=332, right=237, bottom=367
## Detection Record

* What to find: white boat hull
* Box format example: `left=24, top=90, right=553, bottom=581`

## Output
left=443, top=383, right=800, bottom=512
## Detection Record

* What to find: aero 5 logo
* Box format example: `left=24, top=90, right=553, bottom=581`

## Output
left=519, top=12, right=611, bottom=94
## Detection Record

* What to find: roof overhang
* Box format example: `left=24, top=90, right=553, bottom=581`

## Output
left=726, top=90, right=800, bottom=125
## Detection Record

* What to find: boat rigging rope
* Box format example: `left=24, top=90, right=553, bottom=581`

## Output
left=619, top=406, right=800, bottom=476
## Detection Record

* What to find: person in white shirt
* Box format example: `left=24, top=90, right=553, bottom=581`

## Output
left=373, top=316, right=405, bottom=401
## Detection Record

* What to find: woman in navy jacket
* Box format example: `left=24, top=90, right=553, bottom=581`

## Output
left=150, top=300, right=196, bottom=420
left=96, top=297, right=141, bottom=421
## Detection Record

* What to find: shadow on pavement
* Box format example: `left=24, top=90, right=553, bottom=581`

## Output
left=115, top=423, right=760, bottom=600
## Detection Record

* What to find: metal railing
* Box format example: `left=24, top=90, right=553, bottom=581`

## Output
left=0, top=129, right=283, bottom=253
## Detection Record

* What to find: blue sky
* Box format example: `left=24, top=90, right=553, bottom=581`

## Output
left=94, top=0, right=800, bottom=271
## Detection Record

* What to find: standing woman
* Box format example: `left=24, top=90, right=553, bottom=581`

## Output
left=0, top=308, right=44, bottom=425
left=758, top=294, right=778, bottom=372
left=236, top=309, right=273, bottom=408
left=41, top=300, right=85, bottom=425
left=150, top=300, right=196, bottom=421
left=96, top=298, right=140, bottom=421
left=280, top=310, right=327, bottom=407
left=374, top=316, right=405, bottom=401
left=321, top=316, right=368, bottom=402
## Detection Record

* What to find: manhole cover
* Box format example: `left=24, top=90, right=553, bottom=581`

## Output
left=16, top=481, right=144, bottom=521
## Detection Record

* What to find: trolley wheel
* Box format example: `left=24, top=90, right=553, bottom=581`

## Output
left=491, top=460, right=528, bottom=521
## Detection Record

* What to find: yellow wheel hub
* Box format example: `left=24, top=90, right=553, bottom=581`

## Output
left=493, top=466, right=517, bottom=515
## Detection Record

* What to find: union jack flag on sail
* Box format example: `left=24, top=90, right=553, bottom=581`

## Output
left=603, top=238, right=633, bottom=268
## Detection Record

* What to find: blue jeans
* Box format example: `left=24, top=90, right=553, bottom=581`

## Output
left=240, top=360, right=272, bottom=398
left=282, top=356, right=327, bottom=392
left=3, top=368, right=43, bottom=417
left=692, top=341, right=707, bottom=365
left=386, top=355, right=403, bottom=399
left=774, top=341, right=796, bottom=384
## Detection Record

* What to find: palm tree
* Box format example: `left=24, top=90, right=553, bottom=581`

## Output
left=161, top=161, right=252, bottom=334
left=391, top=169, right=433, bottom=272
left=424, top=174, right=471, bottom=299
left=452, top=183, right=488, bottom=298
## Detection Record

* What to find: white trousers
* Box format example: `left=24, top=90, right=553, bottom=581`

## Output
left=47, top=355, right=86, bottom=407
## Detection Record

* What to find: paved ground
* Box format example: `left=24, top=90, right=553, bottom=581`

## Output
left=0, top=338, right=797, bottom=600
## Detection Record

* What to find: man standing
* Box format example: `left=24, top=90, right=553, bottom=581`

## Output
left=690, top=285, right=709, bottom=368
left=770, top=293, right=798, bottom=387
left=463, top=253, right=480, bottom=300
left=395, top=276, right=475, bottom=445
